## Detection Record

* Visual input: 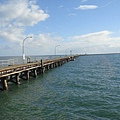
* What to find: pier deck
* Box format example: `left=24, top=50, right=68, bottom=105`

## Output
left=0, top=55, right=79, bottom=90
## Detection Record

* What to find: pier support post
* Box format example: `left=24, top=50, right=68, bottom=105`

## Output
left=55, top=62, right=58, bottom=67
left=26, top=70, right=30, bottom=80
left=48, top=65, right=50, bottom=70
left=3, top=80, right=8, bottom=90
left=53, top=63, right=56, bottom=68
left=40, top=59, right=45, bottom=74
left=50, top=64, right=53, bottom=69
left=20, top=71, right=30, bottom=80
left=38, top=67, right=41, bottom=74
left=9, top=74, right=20, bottom=84
left=41, top=59, right=43, bottom=67
left=61, top=61, right=63, bottom=65
left=46, top=65, right=50, bottom=70
left=41, top=67, right=45, bottom=74
left=15, top=73, right=20, bottom=85
left=58, top=61, right=60, bottom=66
left=1, top=78, right=8, bottom=90
left=58, top=61, right=62, bottom=66
left=34, top=69, right=37, bottom=78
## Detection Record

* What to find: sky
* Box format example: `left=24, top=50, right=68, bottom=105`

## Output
left=0, top=0, right=120, bottom=56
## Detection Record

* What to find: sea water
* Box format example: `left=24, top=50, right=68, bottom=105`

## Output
left=0, top=54, right=120, bottom=120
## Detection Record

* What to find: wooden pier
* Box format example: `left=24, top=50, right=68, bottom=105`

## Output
left=0, top=55, right=79, bottom=91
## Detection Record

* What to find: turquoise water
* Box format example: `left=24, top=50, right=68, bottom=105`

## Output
left=0, top=54, right=120, bottom=120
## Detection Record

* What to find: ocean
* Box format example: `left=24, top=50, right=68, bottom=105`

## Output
left=0, top=54, right=120, bottom=120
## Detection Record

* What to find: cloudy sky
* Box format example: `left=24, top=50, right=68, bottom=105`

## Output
left=0, top=0, right=120, bottom=56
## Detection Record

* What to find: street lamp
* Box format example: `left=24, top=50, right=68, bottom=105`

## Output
left=70, top=50, right=72, bottom=55
left=22, top=36, right=32, bottom=62
left=55, top=45, right=60, bottom=55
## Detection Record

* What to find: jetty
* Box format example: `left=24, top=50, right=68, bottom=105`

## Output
left=0, top=55, right=79, bottom=91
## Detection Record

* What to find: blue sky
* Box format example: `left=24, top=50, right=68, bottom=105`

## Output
left=0, top=0, right=120, bottom=56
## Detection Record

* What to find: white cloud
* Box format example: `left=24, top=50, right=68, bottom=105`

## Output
left=0, top=0, right=49, bottom=27
left=1, top=28, right=120, bottom=55
left=0, top=31, right=65, bottom=56
left=68, top=31, right=120, bottom=54
left=71, top=31, right=111, bottom=41
left=0, top=0, right=50, bottom=55
left=0, top=1, right=49, bottom=42
left=25, top=30, right=120, bottom=55
left=76, top=5, right=98, bottom=10
left=23, top=33, right=65, bottom=55
left=0, top=26, right=24, bottom=43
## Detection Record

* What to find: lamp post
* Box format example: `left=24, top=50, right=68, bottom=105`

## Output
left=70, top=50, right=72, bottom=55
left=22, top=36, right=32, bottom=62
left=55, top=45, right=60, bottom=55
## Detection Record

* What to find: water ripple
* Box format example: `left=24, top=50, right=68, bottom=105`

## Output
left=0, top=54, right=120, bottom=119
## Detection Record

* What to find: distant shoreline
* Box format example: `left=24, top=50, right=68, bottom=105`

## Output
left=81, top=52, right=120, bottom=56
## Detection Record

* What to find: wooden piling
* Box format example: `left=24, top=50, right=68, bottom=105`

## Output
left=34, top=69, right=37, bottom=77
left=41, top=67, right=45, bottom=74
left=15, top=73, right=20, bottom=85
left=26, top=71, right=30, bottom=80
left=2, top=78, right=8, bottom=90
left=41, top=59, right=43, bottom=67
left=50, top=64, right=53, bottom=69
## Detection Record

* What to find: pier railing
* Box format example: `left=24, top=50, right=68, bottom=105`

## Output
left=0, top=58, right=19, bottom=67
left=0, top=55, right=70, bottom=68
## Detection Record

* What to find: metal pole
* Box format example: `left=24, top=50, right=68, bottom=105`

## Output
left=22, top=36, right=32, bottom=62
left=55, top=45, right=60, bottom=55
left=70, top=50, right=72, bottom=55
